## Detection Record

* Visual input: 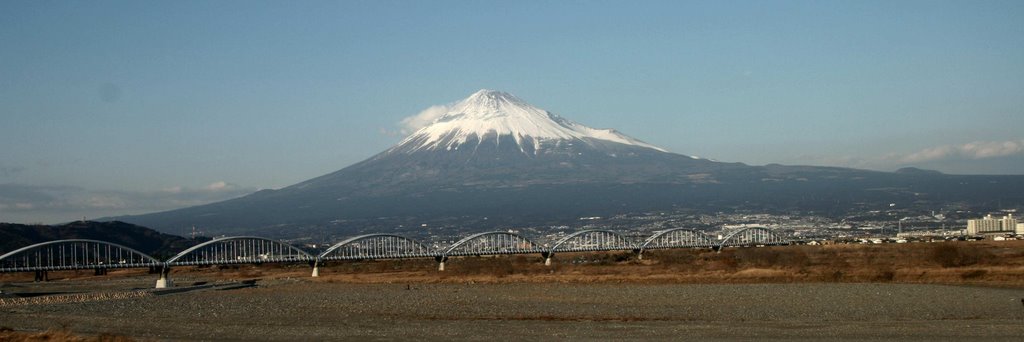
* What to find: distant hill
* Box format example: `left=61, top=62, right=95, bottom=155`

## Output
left=895, top=167, right=944, bottom=176
left=0, top=221, right=200, bottom=259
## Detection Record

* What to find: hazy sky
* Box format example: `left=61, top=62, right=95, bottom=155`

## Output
left=2, top=0, right=1023, bottom=223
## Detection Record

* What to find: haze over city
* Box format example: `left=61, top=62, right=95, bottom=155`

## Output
left=2, top=0, right=1022, bottom=223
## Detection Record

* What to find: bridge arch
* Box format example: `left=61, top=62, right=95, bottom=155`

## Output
left=443, top=231, right=541, bottom=256
left=639, top=227, right=715, bottom=252
left=165, top=236, right=314, bottom=266
left=0, top=239, right=161, bottom=272
left=718, top=227, right=789, bottom=250
left=319, top=234, right=436, bottom=260
left=549, top=229, right=635, bottom=253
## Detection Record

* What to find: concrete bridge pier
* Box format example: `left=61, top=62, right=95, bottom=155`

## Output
left=34, top=270, right=48, bottom=282
left=310, top=260, right=320, bottom=278
left=435, top=256, right=447, bottom=271
left=155, top=267, right=173, bottom=289
left=635, top=249, right=644, bottom=260
left=94, top=268, right=107, bottom=276
left=542, top=252, right=553, bottom=266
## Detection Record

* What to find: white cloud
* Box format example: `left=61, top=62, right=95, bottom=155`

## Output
left=165, top=181, right=239, bottom=194
left=86, top=196, right=127, bottom=209
left=0, top=165, right=25, bottom=178
left=398, top=105, right=449, bottom=135
left=961, top=140, right=1024, bottom=159
left=0, top=182, right=257, bottom=223
left=378, top=127, right=402, bottom=138
left=889, top=140, right=1024, bottom=163
left=775, top=139, right=1024, bottom=173
left=205, top=181, right=230, bottom=191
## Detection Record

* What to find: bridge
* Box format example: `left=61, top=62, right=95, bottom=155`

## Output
left=0, top=227, right=789, bottom=288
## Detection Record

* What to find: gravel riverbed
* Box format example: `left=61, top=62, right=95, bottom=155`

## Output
left=2, top=279, right=1024, bottom=341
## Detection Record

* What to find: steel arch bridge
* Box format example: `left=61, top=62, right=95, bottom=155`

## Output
left=544, top=229, right=635, bottom=265
left=319, top=234, right=437, bottom=261
left=437, top=231, right=543, bottom=271
left=718, top=227, right=790, bottom=250
left=443, top=231, right=543, bottom=257
left=549, top=229, right=635, bottom=253
left=0, top=226, right=794, bottom=286
left=638, top=227, right=716, bottom=258
left=0, top=239, right=161, bottom=272
left=165, top=236, right=315, bottom=266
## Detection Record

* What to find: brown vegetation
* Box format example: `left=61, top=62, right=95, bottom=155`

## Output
left=312, top=240, right=1024, bottom=287
left=0, top=328, right=132, bottom=342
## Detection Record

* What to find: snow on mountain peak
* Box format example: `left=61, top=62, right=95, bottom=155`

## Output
left=461, top=89, right=527, bottom=108
left=394, top=89, right=668, bottom=154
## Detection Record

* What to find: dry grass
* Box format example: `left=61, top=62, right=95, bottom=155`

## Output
left=309, top=240, right=1024, bottom=287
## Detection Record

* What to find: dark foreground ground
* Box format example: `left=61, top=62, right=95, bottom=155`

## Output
left=2, top=275, right=1024, bottom=341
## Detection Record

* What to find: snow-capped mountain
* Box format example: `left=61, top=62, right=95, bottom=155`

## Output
left=113, top=90, right=1024, bottom=238
left=391, top=89, right=669, bottom=154
left=298, top=90, right=722, bottom=191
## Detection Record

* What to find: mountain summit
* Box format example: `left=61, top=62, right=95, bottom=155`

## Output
left=114, top=90, right=1024, bottom=238
left=391, top=89, right=669, bottom=154
left=296, top=90, right=712, bottom=191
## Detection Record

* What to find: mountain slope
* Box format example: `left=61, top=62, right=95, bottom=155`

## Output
left=0, top=221, right=197, bottom=258
left=112, top=90, right=1024, bottom=238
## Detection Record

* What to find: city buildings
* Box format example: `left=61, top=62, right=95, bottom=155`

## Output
left=966, top=214, right=1018, bottom=236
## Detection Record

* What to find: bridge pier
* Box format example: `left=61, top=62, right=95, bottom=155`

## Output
left=94, top=268, right=107, bottom=276
left=155, top=267, right=173, bottom=289
left=310, top=260, right=320, bottom=278
left=542, top=252, right=553, bottom=266
left=34, top=270, right=48, bottom=282
left=435, top=256, right=447, bottom=271
left=635, top=249, right=644, bottom=260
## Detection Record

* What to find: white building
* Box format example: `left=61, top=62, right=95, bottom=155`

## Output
left=967, top=214, right=1017, bottom=235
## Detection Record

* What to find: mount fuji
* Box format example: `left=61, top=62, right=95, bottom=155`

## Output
left=115, top=90, right=1024, bottom=238
left=392, top=89, right=668, bottom=154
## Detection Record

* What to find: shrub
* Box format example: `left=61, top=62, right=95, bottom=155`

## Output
left=960, top=269, right=988, bottom=279
left=932, top=243, right=993, bottom=268
left=873, top=269, right=896, bottom=282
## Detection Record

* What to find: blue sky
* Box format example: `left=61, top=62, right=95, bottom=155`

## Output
left=2, top=0, right=1023, bottom=223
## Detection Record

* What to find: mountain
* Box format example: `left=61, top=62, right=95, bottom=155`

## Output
left=0, top=221, right=199, bottom=259
left=113, top=90, right=1024, bottom=238
left=391, top=89, right=668, bottom=154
